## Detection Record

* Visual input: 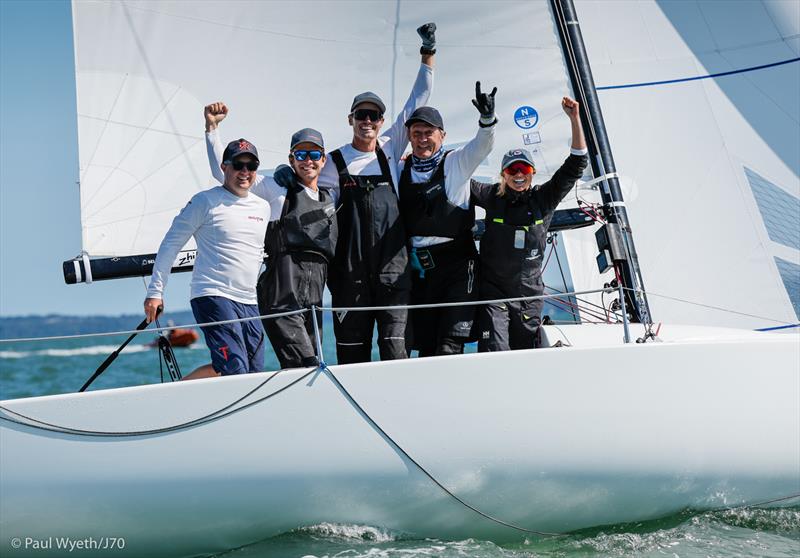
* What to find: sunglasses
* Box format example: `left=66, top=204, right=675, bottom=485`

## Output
left=503, top=162, right=535, bottom=176
left=229, top=160, right=259, bottom=171
left=292, top=150, right=324, bottom=162
left=352, top=108, right=383, bottom=121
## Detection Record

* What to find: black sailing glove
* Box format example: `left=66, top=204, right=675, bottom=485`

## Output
left=472, top=81, right=498, bottom=127
left=272, top=164, right=296, bottom=189
left=417, top=22, right=436, bottom=55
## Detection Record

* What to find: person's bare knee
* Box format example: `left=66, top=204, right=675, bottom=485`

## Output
left=181, top=363, right=220, bottom=381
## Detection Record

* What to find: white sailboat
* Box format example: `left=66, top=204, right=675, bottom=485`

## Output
left=1, top=1, right=798, bottom=557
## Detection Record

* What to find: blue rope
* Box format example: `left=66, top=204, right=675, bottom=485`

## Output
left=754, top=323, right=800, bottom=332
left=597, top=57, right=799, bottom=91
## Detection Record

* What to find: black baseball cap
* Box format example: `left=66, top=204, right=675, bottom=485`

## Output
left=350, top=91, right=386, bottom=114
left=501, top=148, right=535, bottom=170
left=223, top=138, right=259, bottom=163
left=405, top=106, right=444, bottom=130
left=290, top=128, right=325, bottom=150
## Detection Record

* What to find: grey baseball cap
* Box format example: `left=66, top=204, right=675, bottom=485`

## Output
left=223, top=138, right=259, bottom=163
left=501, top=148, right=535, bottom=170
left=290, top=128, right=325, bottom=150
left=350, top=91, right=386, bottom=113
left=405, top=106, right=444, bottom=130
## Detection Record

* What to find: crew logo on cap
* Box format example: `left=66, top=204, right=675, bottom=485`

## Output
left=501, top=148, right=535, bottom=170
left=223, top=138, right=259, bottom=163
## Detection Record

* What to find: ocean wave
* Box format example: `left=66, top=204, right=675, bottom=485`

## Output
left=0, top=344, right=152, bottom=359
left=295, top=522, right=399, bottom=543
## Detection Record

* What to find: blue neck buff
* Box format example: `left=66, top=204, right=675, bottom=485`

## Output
left=411, top=148, right=444, bottom=173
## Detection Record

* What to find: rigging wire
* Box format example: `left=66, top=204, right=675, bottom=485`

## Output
left=319, top=364, right=563, bottom=537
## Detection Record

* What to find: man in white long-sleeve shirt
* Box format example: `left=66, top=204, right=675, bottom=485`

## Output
left=204, top=111, right=335, bottom=370
left=321, top=22, right=436, bottom=364
left=397, top=83, right=497, bottom=356
left=144, top=139, right=269, bottom=379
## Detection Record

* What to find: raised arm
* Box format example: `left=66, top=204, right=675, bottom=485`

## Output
left=204, top=102, right=269, bottom=192
left=204, top=102, right=228, bottom=183
left=444, top=82, right=498, bottom=208
left=536, top=97, right=589, bottom=213
left=385, top=23, right=436, bottom=158
left=563, top=96, right=587, bottom=152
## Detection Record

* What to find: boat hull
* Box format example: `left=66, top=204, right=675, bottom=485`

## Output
left=1, top=326, right=798, bottom=557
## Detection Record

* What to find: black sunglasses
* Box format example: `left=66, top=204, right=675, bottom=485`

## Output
left=352, top=108, right=383, bottom=121
left=230, top=160, right=259, bottom=171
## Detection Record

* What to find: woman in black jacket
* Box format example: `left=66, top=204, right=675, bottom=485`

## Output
left=471, top=97, right=588, bottom=351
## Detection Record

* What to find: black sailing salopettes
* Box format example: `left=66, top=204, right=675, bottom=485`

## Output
left=258, top=174, right=338, bottom=368
left=327, top=147, right=409, bottom=364
left=398, top=152, right=479, bottom=356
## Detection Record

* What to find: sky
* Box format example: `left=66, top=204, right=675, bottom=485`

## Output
left=0, top=0, right=192, bottom=317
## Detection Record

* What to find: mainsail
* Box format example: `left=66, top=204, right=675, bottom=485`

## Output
left=71, top=1, right=581, bottom=249
left=69, top=0, right=799, bottom=328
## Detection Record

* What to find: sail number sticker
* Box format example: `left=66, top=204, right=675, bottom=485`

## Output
left=514, top=106, right=539, bottom=129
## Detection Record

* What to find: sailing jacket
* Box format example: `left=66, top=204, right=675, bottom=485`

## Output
left=471, top=152, right=588, bottom=295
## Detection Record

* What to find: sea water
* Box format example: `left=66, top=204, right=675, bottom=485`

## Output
left=1, top=321, right=798, bottom=558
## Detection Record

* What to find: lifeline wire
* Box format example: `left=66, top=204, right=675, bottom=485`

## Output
left=0, top=307, right=309, bottom=344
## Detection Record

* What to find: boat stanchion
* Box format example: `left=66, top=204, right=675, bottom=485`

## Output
left=310, top=305, right=325, bottom=367
left=618, top=283, right=631, bottom=343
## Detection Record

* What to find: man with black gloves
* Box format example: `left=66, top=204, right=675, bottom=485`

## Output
left=472, top=96, right=588, bottom=351
left=318, top=23, right=436, bottom=364
left=205, top=106, right=336, bottom=369
left=399, top=83, right=497, bottom=356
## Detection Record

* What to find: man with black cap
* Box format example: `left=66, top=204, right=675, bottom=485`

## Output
left=398, top=83, right=497, bottom=356
left=318, top=23, right=436, bottom=364
left=144, top=138, right=269, bottom=379
left=205, top=106, right=336, bottom=369
left=471, top=96, right=588, bottom=351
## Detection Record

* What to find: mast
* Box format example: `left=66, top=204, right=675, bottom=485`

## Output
left=551, top=0, right=652, bottom=324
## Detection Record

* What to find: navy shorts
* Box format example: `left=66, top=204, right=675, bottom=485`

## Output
left=190, top=296, right=265, bottom=375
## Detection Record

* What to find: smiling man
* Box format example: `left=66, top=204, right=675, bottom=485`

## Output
left=318, top=23, right=437, bottom=364
left=144, top=138, right=269, bottom=379
left=398, top=82, right=497, bottom=357
left=205, top=106, right=337, bottom=369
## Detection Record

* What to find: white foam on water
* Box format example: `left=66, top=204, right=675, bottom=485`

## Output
left=0, top=344, right=152, bottom=359
left=299, top=522, right=398, bottom=543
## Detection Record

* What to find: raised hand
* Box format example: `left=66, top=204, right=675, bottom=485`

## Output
left=561, top=96, right=580, bottom=120
left=204, top=102, right=229, bottom=132
left=471, top=81, right=497, bottom=127
left=417, top=22, right=436, bottom=54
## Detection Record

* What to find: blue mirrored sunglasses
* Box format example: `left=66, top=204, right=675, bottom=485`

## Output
left=292, top=150, right=323, bottom=162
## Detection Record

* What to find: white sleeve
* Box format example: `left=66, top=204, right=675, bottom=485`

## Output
left=444, top=124, right=496, bottom=209
left=146, top=194, right=208, bottom=299
left=251, top=176, right=287, bottom=222
left=205, top=130, right=225, bottom=184
left=318, top=157, right=341, bottom=202
left=384, top=63, right=434, bottom=161
left=205, top=129, right=267, bottom=188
